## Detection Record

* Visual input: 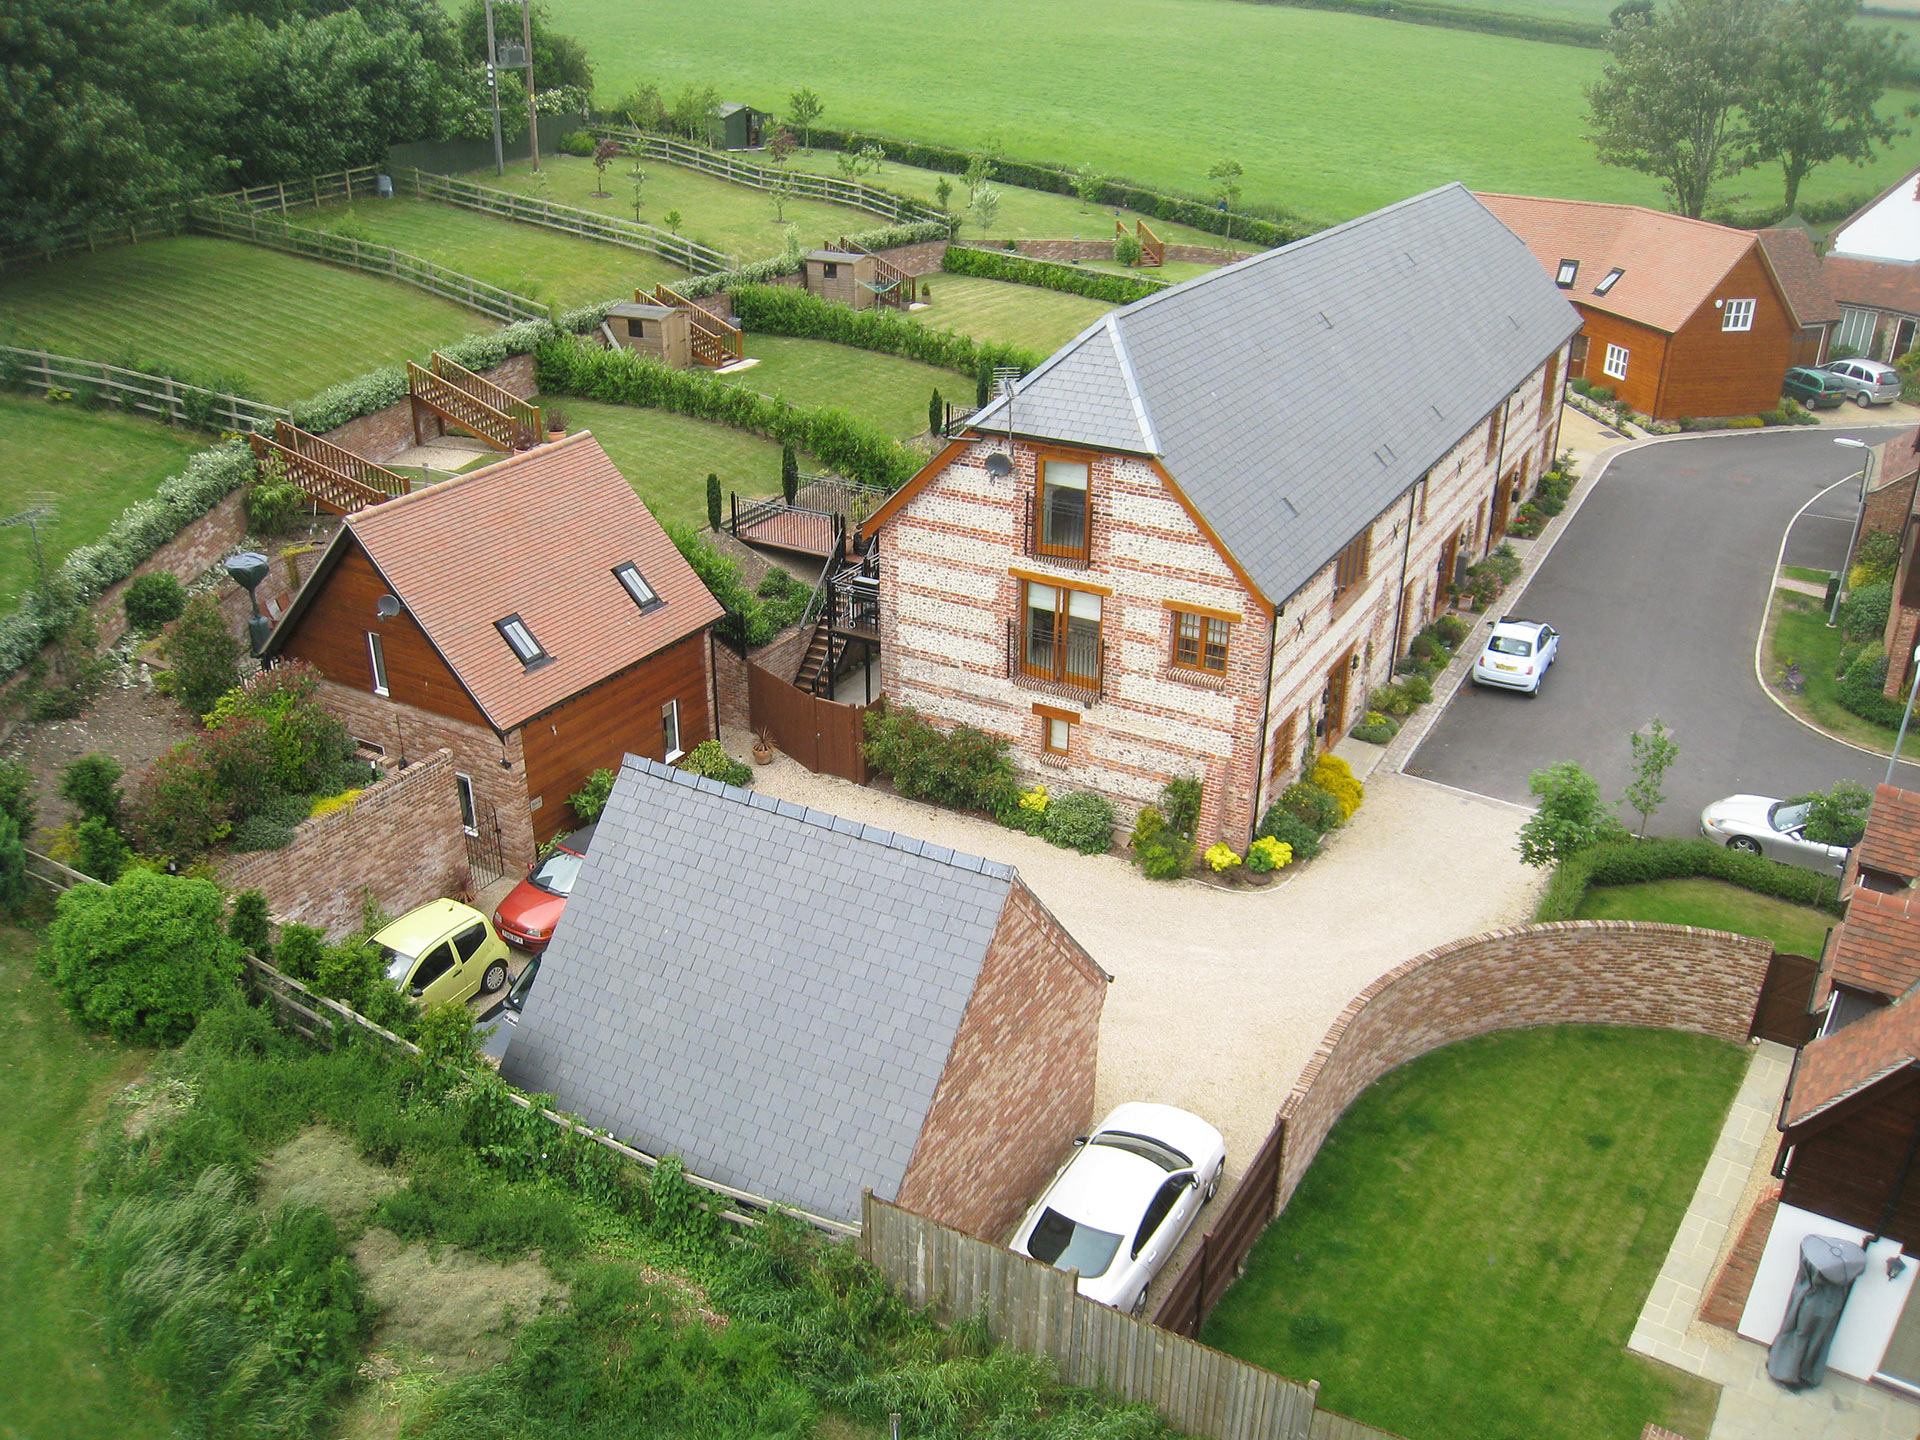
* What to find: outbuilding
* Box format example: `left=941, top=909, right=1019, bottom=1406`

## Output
left=708, top=101, right=771, bottom=151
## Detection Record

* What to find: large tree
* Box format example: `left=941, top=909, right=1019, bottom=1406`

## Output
left=1748, top=0, right=1904, bottom=212
left=1586, top=0, right=1772, bottom=217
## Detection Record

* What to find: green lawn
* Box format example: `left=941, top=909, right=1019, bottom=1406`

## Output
left=918, top=273, right=1114, bottom=355
left=0, top=396, right=208, bottom=603
left=0, top=236, right=487, bottom=406
left=558, top=0, right=1920, bottom=225
left=1574, top=877, right=1834, bottom=956
left=1780, top=564, right=1833, bottom=588
left=0, top=925, right=174, bottom=1440
left=1203, top=1026, right=1741, bottom=1440
left=552, top=395, right=794, bottom=527
left=1079, top=258, right=1223, bottom=284
left=293, top=195, right=681, bottom=310
left=1768, top=586, right=1900, bottom=752
left=721, top=335, right=949, bottom=437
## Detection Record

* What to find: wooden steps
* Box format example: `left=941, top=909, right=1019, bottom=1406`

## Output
left=407, top=352, right=542, bottom=452
left=1116, top=219, right=1164, bottom=267
left=647, top=283, right=744, bottom=367
left=835, top=236, right=913, bottom=308
left=248, top=420, right=409, bottom=515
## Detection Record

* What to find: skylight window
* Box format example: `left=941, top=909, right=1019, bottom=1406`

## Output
left=1593, top=267, right=1625, bottom=296
left=495, top=614, right=549, bottom=668
left=1554, top=258, right=1579, bottom=288
left=614, top=562, right=663, bottom=612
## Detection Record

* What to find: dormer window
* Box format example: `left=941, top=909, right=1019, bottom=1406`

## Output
left=614, top=562, right=663, bottom=612
left=1554, top=258, right=1579, bottom=288
left=495, top=614, right=549, bottom=668
left=1594, top=267, right=1625, bottom=296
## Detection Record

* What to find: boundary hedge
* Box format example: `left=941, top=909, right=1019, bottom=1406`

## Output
left=730, top=284, right=1042, bottom=378
left=1535, top=837, right=1846, bottom=923
left=941, top=246, right=1168, bottom=304
left=675, top=220, right=952, bottom=301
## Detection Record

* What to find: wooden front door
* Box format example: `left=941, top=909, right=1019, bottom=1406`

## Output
left=1437, top=529, right=1461, bottom=601
left=1489, top=469, right=1517, bottom=543
left=1568, top=334, right=1590, bottom=380
left=1321, top=648, right=1353, bottom=742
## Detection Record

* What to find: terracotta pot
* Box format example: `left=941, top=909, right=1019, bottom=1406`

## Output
left=547, top=427, right=566, bottom=442
left=751, top=742, right=775, bottom=766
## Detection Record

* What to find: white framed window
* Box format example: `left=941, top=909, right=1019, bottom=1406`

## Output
left=662, top=699, right=682, bottom=762
left=1722, top=298, right=1755, bottom=332
left=367, top=632, right=388, bottom=696
left=454, top=772, right=477, bottom=836
left=1837, top=307, right=1878, bottom=354
left=1603, top=343, right=1629, bottom=381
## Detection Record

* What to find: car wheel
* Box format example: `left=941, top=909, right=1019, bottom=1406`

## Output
left=1204, top=1168, right=1221, bottom=1203
left=1526, top=681, right=1540, bottom=698
left=1727, top=836, right=1762, bottom=856
left=482, top=959, right=510, bottom=993
left=1857, top=392, right=1875, bottom=408
left=1130, top=1290, right=1148, bottom=1317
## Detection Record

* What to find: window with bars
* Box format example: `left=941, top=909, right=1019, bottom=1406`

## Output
left=1331, top=529, right=1371, bottom=605
left=1022, top=581, right=1102, bottom=688
left=1035, top=457, right=1091, bottom=560
left=1171, top=609, right=1231, bottom=674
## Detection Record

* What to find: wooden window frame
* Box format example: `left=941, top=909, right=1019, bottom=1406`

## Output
left=1034, top=703, right=1078, bottom=757
left=367, top=631, right=389, bottom=697
left=1020, top=580, right=1103, bottom=690
left=1330, top=528, right=1372, bottom=607
left=1722, top=297, right=1755, bottom=333
left=1603, top=343, right=1629, bottom=381
left=1033, top=450, right=1094, bottom=563
left=1169, top=607, right=1232, bottom=675
left=1541, top=352, right=1560, bottom=413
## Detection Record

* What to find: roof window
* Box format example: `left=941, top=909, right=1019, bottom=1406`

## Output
left=1593, top=267, right=1625, bottom=296
left=614, top=562, right=663, bottom=612
left=495, top=614, right=550, bottom=668
left=1554, top=258, right=1579, bottom=288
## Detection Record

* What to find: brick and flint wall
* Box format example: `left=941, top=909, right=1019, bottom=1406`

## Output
left=896, top=879, right=1110, bottom=1241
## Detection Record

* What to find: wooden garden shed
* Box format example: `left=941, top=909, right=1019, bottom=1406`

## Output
left=709, top=102, right=771, bottom=151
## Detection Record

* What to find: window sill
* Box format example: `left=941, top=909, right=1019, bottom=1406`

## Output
left=1038, top=751, right=1071, bottom=769
left=1013, top=671, right=1101, bottom=706
left=1162, top=665, right=1235, bottom=692
left=664, top=748, right=685, bottom=764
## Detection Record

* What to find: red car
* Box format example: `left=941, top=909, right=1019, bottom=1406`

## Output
left=493, top=823, right=594, bottom=953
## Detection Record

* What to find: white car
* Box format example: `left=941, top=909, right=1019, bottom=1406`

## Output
left=1009, top=1102, right=1226, bottom=1314
left=1471, top=617, right=1559, bottom=696
left=1821, top=357, right=1902, bottom=407
left=1700, top=794, right=1850, bottom=877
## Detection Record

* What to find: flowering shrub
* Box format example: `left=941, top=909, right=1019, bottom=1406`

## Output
left=1311, top=754, right=1364, bottom=821
left=1205, top=842, right=1241, bottom=873
left=1018, top=784, right=1048, bottom=813
left=1247, top=835, right=1292, bottom=873
left=309, top=789, right=363, bottom=819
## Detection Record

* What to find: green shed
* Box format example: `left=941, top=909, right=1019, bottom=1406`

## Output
left=708, top=102, right=771, bottom=151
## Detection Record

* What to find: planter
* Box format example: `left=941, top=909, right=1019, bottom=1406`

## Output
left=1243, top=869, right=1274, bottom=887
left=546, top=428, right=566, bottom=443
left=751, top=741, right=775, bottom=766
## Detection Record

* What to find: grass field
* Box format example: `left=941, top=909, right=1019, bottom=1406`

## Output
left=551, top=395, right=794, bottom=526
left=1574, top=876, right=1834, bottom=955
left=295, top=195, right=680, bottom=310
left=0, top=396, right=209, bottom=603
left=1768, top=586, right=1900, bottom=751
left=920, top=273, right=1114, bottom=354
left=556, top=0, right=1920, bottom=224
left=0, top=924, right=174, bottom=1440
left=721, top=335, right=950, bottom=437
left=0, top=236, right=487, bottom=405
left=1203, top=1026, right=1742, bottom=1440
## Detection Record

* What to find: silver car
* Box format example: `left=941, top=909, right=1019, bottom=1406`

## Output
left=1699, top=794, right=1849, bottom=876
left=1822, top=358, right=1902, bottom=407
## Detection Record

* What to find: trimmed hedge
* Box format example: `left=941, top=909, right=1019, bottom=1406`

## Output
left=730, top=284, right=1042, bottom=379
left=675, top=220, right=952, bottom=300
left=1534, top=837, right=1846, bottom=924
left=535, top=335, right=923, bottom=491
left=942, top=246, right=1168, bottom=304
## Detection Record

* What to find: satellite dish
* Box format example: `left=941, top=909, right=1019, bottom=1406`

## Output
left=376, top=594, right=403, bottom=620
left=984, top=452, right=1013, bottom=478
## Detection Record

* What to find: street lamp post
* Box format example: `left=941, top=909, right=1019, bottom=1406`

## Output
left=1891, top=643, right=1920, bottom=786
left=1830, top=437, right=1876, bottom=628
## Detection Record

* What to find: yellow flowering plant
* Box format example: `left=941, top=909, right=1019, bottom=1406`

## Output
left=1205, top=841, right=1241, bottom=872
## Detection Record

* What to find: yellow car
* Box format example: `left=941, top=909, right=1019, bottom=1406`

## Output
left=373, top=899, right=511, bottom=1009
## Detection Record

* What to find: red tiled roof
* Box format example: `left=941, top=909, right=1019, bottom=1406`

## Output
left=1857, top=783, right=1920, bottom=881
left=306, top=432, right=723, bottom=731
left=1757, top=228, right=1840, bottom=328
left=1474, top=193, right=1759, bottom=334
left=1823, top=255, right=1920, bottom=320
left=1828, top=886, right=1920, bottom=999
left=1787, top=985, right=1920, bottom=1129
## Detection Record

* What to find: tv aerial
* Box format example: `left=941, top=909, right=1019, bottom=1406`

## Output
left=0, top=493, right=59, bottom=589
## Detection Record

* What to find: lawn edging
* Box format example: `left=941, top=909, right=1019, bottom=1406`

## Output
left=1535, top=837, right=1846, bottom=923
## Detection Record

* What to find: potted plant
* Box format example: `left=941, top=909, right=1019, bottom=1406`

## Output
left=545, top=406, right=568, bottom=442
left=751, top=729, right=776, bottom=765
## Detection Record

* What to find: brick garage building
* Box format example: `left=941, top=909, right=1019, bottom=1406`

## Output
left=261, top=433, right=724, bottom=866
left=501, top=755, right=1109, bottom=1236
left=864, top=183, right=1579, bottom=845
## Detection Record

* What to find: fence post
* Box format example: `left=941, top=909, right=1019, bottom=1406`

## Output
left=277, top=181, right=287, bottom=214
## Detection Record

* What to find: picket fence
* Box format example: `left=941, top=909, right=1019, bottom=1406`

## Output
left=1, top=345, right=289, bottom=434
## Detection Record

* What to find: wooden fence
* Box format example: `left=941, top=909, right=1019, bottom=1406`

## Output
left=0, top=345, right=289, bottom=433
left=1749, top=951, right=1820, bottom=1047
left=186, top=202, right=549, bottom=323
left=748, top=659, right=869, bottom=782
left=1153, top=1117, right=1287, bottom=1336
left=208, top=166, right=385, bottom=217
left=594, top=128, right=949, bottom=227
left=403, top=169, right=733, bottom=274
left=860, top=1193, right=1402, bottom=1440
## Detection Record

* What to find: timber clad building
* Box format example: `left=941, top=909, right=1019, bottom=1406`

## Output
left=865, top=183, right=1580, bottom=845
left=1477, top=193, right=1800, bottom=422
left=264, top=433, right=724, bottom=865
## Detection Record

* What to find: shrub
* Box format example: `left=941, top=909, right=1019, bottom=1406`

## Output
left=122, top=573, right=186, bottom=634
left=996, top=783, right=1049, bottom=835
left=1515, top=760, right=1628, bottom=868
left=201, top=716, right=279, bottom=815
left=729, top=284, right=1041, bottom=381
left=0, top=761, right=35, bottom=838
left=1204, top=842, right=1241, bottom=873
left=1856, top=529, right=1901, bottom=584
left=1536, top=837, right=1844, bottom=921
left=1310, top=754, right=1364, bottom=821
left=1131, top=784, right=1199, bottom=878
left=705, top=472, right=722, bottom=531
left=61, top=752, right=123, bottom=824
left=1796, top=779, right=1873, bottom=848
left=1043, top=791, right=1115, bottom=854
left=863, top=706, right=1015, bottom=814
left=1278, top=780, right=1343, bottom=835
left=570, top=767, right=617, bottom=822
left=1350, top=717, right=1397, bottom=745
left=1137, top=832, right=1194, bottom=879
left=1369, top=684, right=1413, bottom=718
left=1432, top=613, right=1471, bottom=647
left=160, top=594, right=241, bottom=716
left=558, top=130, right=595, bottom=156
left=1401, top=673, right=1433, bottom=705
left=204, top=662, right=355, bottom=795
left=1246, top=835, right=1292, bottom=873
left=244, top=478, right=308, bottom=537
left=679, top=738, right=752, bottom=788
left=941, top=244, right=1167, bottom=303
left=39, top=869, right=242, bottom=1043
left=309, top=789, right=363, bottom=819
left=228, top=889, right=272, bottom=959
left=73, top=815, right=129, bottom=881
left=0, top=810, right=25, bottom=919
left=274, top=923, right=325, bottom=984
left=126, top=744, right=229, bottom=858
left=1837, top=643, right=1905, bottom=727
left=1114, top=233, right=1143, bottom=267
left=1159, top=776, right=1203, bottom=839
left=1255, top=803, right=1323, bottom=862
left=1840, top=580, right=1892, bottom=642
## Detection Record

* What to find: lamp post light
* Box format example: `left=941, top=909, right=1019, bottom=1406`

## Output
left=225, top=551, right=272, bottom=658
left=1829, top=437, right=1875, bottom=628
left=1891, top=643, right=1920, bottom=787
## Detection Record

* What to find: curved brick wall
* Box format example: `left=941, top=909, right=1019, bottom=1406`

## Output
left=1273, top=920, right=1773, bottom=1210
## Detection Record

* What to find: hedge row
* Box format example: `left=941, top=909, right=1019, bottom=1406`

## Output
left=534, top=335, right=923, bottom=490
left=730, top=284, right=1042, bottom=379
left=1241, top=0, right=1606, bottom=48
left=941, top=246, right=1167, bottom=305
left=675, top=220, right=952, bottom=301
left=1534, top=837, right=1846, bottom=924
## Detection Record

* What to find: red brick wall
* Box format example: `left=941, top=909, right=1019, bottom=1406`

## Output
left=713, top=621, right=820, bottom=731
left=217, top=748, right=468, bottom=936
left=317, top=354, right=537, bottom=463
left=896, top=880, right=1109, bottom=1241
left=1272, top=921, right=1772, bottom=1211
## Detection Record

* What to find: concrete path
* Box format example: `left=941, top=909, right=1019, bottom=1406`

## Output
left=1630, top=1041, right=1920, bottom=1439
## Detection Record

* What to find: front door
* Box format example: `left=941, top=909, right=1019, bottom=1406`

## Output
left=1895, top=318, right=1918, bottom=362
left=1568, top=334, right=1590, bottom=380
left=1321, top=648, right=1352, bottom=742
left=1437, top=529, right=1461, bottom=603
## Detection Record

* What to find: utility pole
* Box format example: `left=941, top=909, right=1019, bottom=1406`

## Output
left=484, top=0, right=505, bottom=176
left=521, top=0, right=540, bottom=170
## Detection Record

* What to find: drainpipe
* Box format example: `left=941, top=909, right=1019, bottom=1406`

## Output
left=1388, top=482, right=1420, bottom=671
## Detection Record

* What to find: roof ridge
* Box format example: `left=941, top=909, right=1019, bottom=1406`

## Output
left=618, top=755, right=1016, bottom=881
left=351, top=430, right=600, bottom=531
left=1473, top=191, right=1752, bottom=241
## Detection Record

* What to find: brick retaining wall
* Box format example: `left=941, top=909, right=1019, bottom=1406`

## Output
left=318, top=354, right=537, bottom=463
left=218, top=747, right=468, bottom=935
left=714, top=620, right=819, bottom=731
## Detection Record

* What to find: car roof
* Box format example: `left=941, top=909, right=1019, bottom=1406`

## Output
left=1041, top=1142, right=1170, bottom=1230
left=1492, top=617, right=1549, bottom=636
left=373, top=897, right=486, bottom=950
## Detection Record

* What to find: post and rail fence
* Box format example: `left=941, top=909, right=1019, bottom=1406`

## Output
left=0, top=345, right=290, bottom=434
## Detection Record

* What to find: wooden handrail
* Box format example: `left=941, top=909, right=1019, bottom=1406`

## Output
left=273, top=421, right=410, bottom=499
left=430, top=352, right=542, bottom=437
left=407, top=361, right=523, bottom=451
left=650, top=283, right=744, bottom=364
left=249, top=431, right=395, bottom=515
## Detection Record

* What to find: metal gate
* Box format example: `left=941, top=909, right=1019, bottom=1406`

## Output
left=465, top=794, right=508, bottom=889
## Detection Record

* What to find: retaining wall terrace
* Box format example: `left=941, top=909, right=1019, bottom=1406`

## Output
left=317, top=353, right=537, bottom=463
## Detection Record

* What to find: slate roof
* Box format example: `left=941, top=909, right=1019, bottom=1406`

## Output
left=1474, top=192, right=1762, bottom=335
left=1757, top=228, right=1840, bottom=329
left=1856, top=783, right=1920, bottom=882
left=965, top=183, right=1579, bottom=606
left=1824, top=255, right=1920, bottom=320
left=500, top=756, right=1020, bottom=1224
left=264, top=433, right=724, bottom=732
left=1787, top=984, right=1920, bottom=1130
left=1827, top=886, right=1920, bottom=1000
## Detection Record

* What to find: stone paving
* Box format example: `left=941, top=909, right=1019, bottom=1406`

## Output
left=1630, top=1041, right=1920, bottom=1439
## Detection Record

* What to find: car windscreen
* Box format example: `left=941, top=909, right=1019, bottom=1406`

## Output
left=528, top=849, right=585, bottom=897
left=1488, top=635, right=1533, bottom=656
left=1026, top=1208, right=1123, bottom=1278
left=378, top=945, right=414, bottom=982
left=1090, top=1130, right=1192, bottom=1172
left=1771, top=801, right=1812, bottom=834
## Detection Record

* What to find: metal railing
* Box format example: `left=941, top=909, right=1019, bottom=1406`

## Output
left=0, top=345, right=288, bottom=433
left=1006, top=618, right=1105, bottom=703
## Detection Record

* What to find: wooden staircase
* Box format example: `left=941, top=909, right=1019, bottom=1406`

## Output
left=646, top=284, right=744, bottom=367
left=835, top=236, right=913, bottom=309
left=796, top=618, right=837, bottom=695
left=407, top=352, right=543, bottom=452
left=1116, top=219, right=1164, bottom=267
left=248, top=421, right=409, bottom=515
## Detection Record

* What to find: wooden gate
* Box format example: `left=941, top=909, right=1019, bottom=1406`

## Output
left=1749, top=951, right=1820, bottom=1046
left=1154, top=1116, right=1286, bottom=1336
left=748, top=661, right=870, bottom=784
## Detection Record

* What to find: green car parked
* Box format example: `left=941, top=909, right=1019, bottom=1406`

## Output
left=373, top=898, right=512, bottom=1009
left=1781, top=366, right=1848, bottom=410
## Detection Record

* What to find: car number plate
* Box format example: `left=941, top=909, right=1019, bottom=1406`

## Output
left=1495, top=662, right=1516, bottom=672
